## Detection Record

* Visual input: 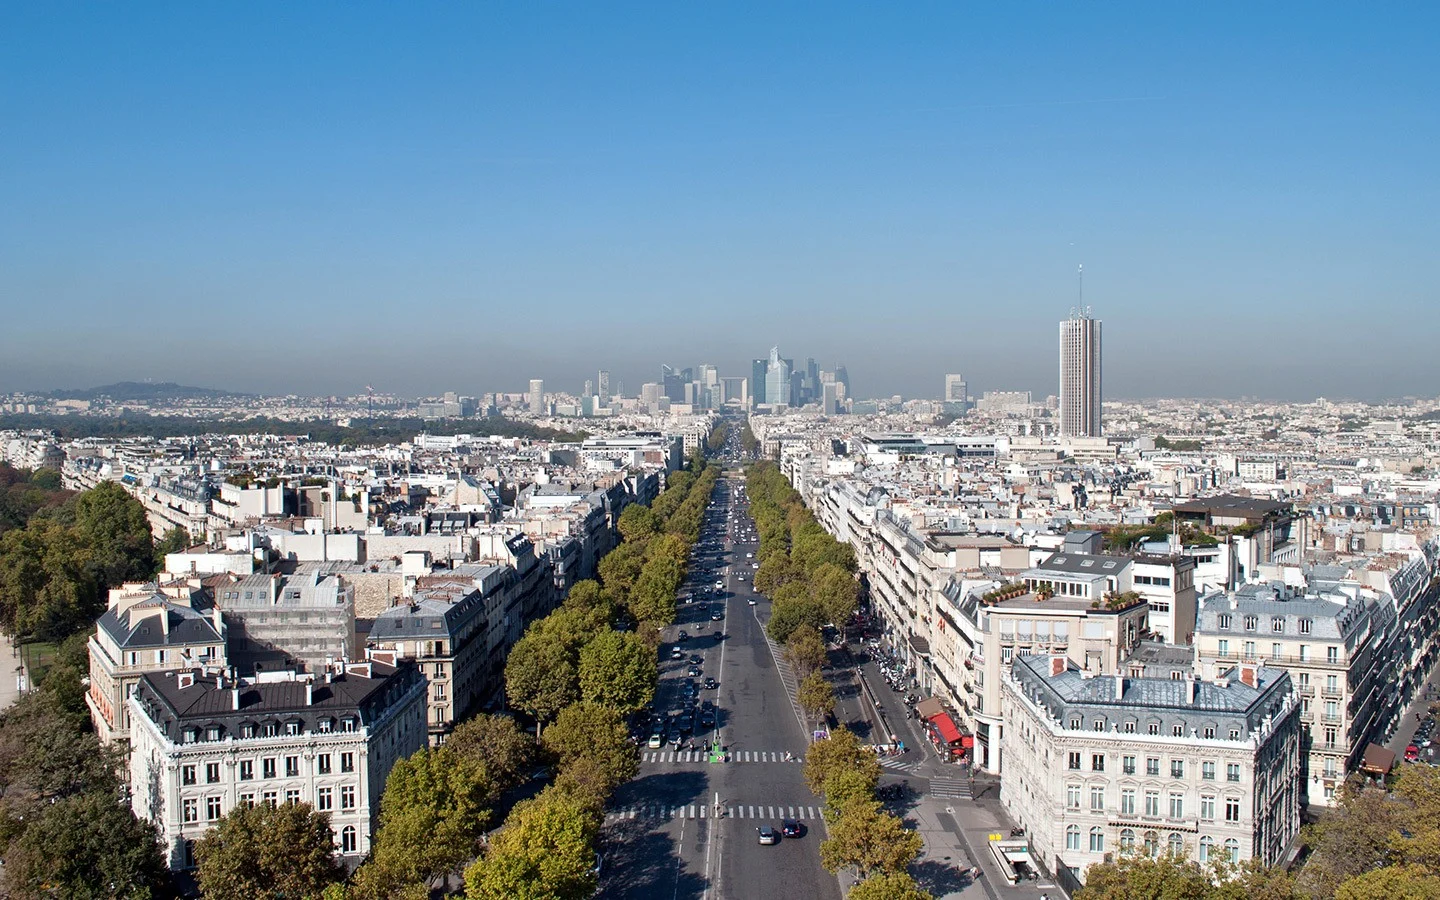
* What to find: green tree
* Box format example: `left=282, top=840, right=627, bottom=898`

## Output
left=73, top=481, right=156, bottom=587
left=464, top=791, right=600, bottom=900
left=0, top=519, right=99, bottom=641
left=627, top=566, right=678, bottom=630
left=812, top=563, right=860, bottom=625
left=0, top=789, right=171, bottom=900
left=0, top=689, right=119, bottom=802
left=784, top=624, right=828, bottom=678
left=616, top=505, right=659, bottom=545
left=821, top=769, right=881, bottom=823
left=819, top=800, right=923, bottom=878
left=361, top=746, right=495, bottom=891
left=578, top=630, right=657, bottom=715
left=561, top=580, right=610, bottom=617
left=766, top=589, right=826, bottom=643
left=797, top=670, right=836, bottom=725
left=804, top=727, right=881, bottom=797
left=194, top=802, right=343, bottom=900
left=847, top=871, right=935, bottom=900
left=154, top=526, right=192, bottom=563
left=597, top=543, right=645, bottom=599
left=445, top=713, right=536, bottom=796
left=505, top=630, right=579, bottom=736
left=541, top=702, right=638, bottom=794
left=1335, top=865, right=1440, bottom=900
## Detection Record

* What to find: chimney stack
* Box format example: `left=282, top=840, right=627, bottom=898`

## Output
left=1188, top=675, right=1199, bottom=705
left=1113, top=672, right=1125, bottom=698
left=231, top=686, right=240, bottom=711
left=1050, top=655, right=1066, bottom=677
left=1239, top=664, right=1258, bottom=688
left=305, top=680, right=314, bottom=706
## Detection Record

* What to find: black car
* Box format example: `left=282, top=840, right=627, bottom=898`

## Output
left=687, top=664, right=702, bottom=677
left=703, top=677, right=718, bottom=690
left=782, top=819, right=803, bottom=838
left=677, top=631, right=689, bottom=642
left=699, top=710, right=716, bottom=728
left=690, top=654, right=703, bottom=665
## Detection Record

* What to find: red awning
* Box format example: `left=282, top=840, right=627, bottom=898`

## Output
left=931, top=713, right=963, bottom=745
left=961, top=735, right=975, bottom=749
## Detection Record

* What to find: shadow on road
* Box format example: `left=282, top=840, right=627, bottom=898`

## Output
left=597, top=816, right=708, bottom=900
left=911, top=858, right=971, bottom=897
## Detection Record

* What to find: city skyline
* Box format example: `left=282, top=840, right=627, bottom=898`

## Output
left=2, top=5, right=1437, bottom=401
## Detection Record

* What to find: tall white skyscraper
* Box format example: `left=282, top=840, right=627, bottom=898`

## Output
left=1059, top=310, right=1102, bottom=436
left=597, top=370, right=611, bottom=403
left=944, top=374, right=967, bottom=402
left=765, top=346, right=792, bottom=408
left=528, top=379, right=545, bottom=414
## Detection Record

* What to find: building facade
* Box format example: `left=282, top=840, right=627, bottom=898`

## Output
left=127, top=661, right=427, bottom=869
left=1001, top=654, right=1301, bottom=884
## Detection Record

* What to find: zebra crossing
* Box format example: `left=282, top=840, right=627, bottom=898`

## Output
left=642, top=749, right=796, bottom=764
left=929, top=776, right=973, bottom=800
left=878, top=755, right=920, bottom=774
left=607, top=803, right=822, bottom=823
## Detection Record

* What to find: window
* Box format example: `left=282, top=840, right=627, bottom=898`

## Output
left=206, top=763, right=221, bottom=784
left=1067, top=784, right=1082, bottom=810
left=1121, top=789, right=1136, bottom=816
left=263, top=722, right=278, bottom=737
left=1225, top=838, right=1240, bottom=863
left=1170, top=760, right=1184, bottom=778
left=1271, top=642, right=1282, bottom=659
left=318, top=718, right=333, bottom=733
left=1243, top=641, right=1256, bottom=658
left=1169, top=833, right=1184, bottom=856
left=1123, top=755, right=1136, bottom=775
left=1244, top=615, right=1257, bottom=631
left=1089, top=827, right=1105, bottom=853
left=1092, top=754, right=1105, bottom=772
left=1217, top=614, right=1231, bottom=629
left=1123, top=721, right=1135, bottom=734
left=340, top=786, right=356, bottom=810
left=341, top=826, right=357, bottom=854
left=1325, top=700, right=1338, bottom=720
left=239, top=760, right=254, bottom=781
left=1093, top=719, right=1104, bottom=732
left=285, top=788, right=301, bottom=805
left=1172, top=723, right=1184, bottom=737
left=317, top=754, right=331, bottom=775
left=239, top=792, right=256, bottom=808
left=317, top=787, right=333, bottom=811
left=341, top=718, right=357, bottom=733
left=1146, top=757, right=1160, bottom=777
left=1145, top=790, right=1160, bottom=817
left=1070, top=717, right=1081, bottom=730
left=207, top=726, right=222, bottom=741
left=182, top=798, right=198, bottom=823
left=341, top=752, right=355, bottom=773
left=182, top=765, right=197, bottom=786
left=1299, top=618, right=1312, bottom=634
left=1218, top=639, right=1230, bottom=655
left=285, top=756, right=300, bottom=778
left=1299, top=672, right=1310, bottom=687
left=1091, top=786, right=1105, bottom=811
left=206, top=796, right=222, bottom=821
left=1120, top=828, right=1136, bottom=851
left=1229, top=728, right=1241, bottom=741
left=1326, top=674, right=1339, bottom=692
left=1068, top=752, right=1082, bottom=770
left=1202, top=761, right=1216, bottom=780
left=1227, top=763, right=1241, bottom=782
left=1066, top=825, right=1081, bottom=850
left=286, top=721, right=302, bottom=736
left=1199, top=836, right=1213, bottom=863
left=241, top=723, right=257, bottom=739
left=1148, top=722, right=1160, bottom=736
left=263, top=758, right=277, bottom=779
left=1327, top=646, right=1339, bottom=664
left=1169, top=793, right=1184, bottom=818
left=1271, top=616, right=1285, bottom=633
left=1201, top=795, right=1216, bottom=820
left=1144, top=831, right=1159, bottom=856
left=1225, top=797, right=1241, bottom=823
left=262, top=790, right=278, bottom=808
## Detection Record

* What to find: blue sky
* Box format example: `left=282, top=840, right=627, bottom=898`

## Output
left=1, top=3, right=1435, bottom=400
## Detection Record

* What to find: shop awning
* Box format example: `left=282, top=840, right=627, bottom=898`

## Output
left=931, top=712, right=963, bottom=744
left=916, top=697, right=946, bottom=720
left=1361, top=743, right=1396, bottom=775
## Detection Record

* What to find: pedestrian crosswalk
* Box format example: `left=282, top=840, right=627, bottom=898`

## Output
left=642, top=749, right=796, bottom=764
left=879, top=756, right=920, bottom=773
left=929, top=776, right=973, bottom=800
left=606, top=803, right=822, bottom=823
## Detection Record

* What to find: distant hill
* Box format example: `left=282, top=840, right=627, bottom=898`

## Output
left=49, top=382, right=249, bottom=402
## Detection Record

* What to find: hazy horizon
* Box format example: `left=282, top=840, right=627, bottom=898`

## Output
left=2, top=4, right=1436, bottom=402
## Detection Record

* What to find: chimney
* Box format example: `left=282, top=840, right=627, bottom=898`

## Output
left=231, top=686, right=241, bottom=711
left=1113, top=673, right=1125, bottom=697
left=305, top=680, right=314, bottom=706
left=1238, top=664, right=1258, bottom=689
left=177, top=671, right=195, bottom=690
left=1188, top=675, right=1199, bottom=705
left=1050, top=655, right=1066, bottom=677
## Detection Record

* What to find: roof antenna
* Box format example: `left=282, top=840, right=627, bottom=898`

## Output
left=1078, top=263, right=1084, bottom=317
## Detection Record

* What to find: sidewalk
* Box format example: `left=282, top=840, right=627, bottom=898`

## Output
left=1385, top=650, right=1440, bottom=756
left=0, top=633, right=26, bottom=713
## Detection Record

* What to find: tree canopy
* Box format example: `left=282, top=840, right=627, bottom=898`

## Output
left=194, top=802, right=343, bottom=900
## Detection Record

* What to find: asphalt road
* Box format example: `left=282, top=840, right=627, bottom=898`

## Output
left=598, top=468, right=841, bottom=900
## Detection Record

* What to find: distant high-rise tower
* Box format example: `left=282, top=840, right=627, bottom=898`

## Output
left=528, top=379, right=545, bottom=414
left=597, top=370, right=611, bottom=403
left=766, top=347, right=792, bottom=408
left=751, top=358, right=768, bottom=406
left=1059, top=310, right=1102, bottom=437
left=834, top=365, right=851, bottom=400
left=583, top=378, right=594, bottom=398
left=944, top=374, right=967, bottom=403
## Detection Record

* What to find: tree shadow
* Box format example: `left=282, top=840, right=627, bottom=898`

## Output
left=910, top=858, right=970, bottom=897
left=597, top=816, right=709, bottom=900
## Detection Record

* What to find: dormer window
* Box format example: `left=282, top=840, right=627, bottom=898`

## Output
left=1217, top=614, right=1231, bottom=630
left=340, top=717, right=357, bottom=733
left=318, top=718, right=333, bottom=733
left=182, top=728, right=199, bottom=744
left=241, top=723, right=257, bottom=739
left=1271, top=617, right=1285, bottom=633
left=1244, top=616, right=1258, bottom=631
left=1299, top=618, right=1312, bottom=635
left=206, top=726, right=222, bottom=741
left=286, top=721, right=302, bottom=736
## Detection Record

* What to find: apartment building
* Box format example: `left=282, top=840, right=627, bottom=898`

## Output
left=213, top=571, right=358, bottom=674
left=128, top=661, right=426, bottom=870
left=87, top=582, right=227, bottom=744
left=1002, top=654, right=1301, bottom=885
left=366, top=574, right=501, bottom=744
left=1193, top=582, right=1383, bottom=806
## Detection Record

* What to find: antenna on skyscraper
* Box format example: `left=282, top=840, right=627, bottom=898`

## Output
left=1078, top=263, right=1083, bottom=313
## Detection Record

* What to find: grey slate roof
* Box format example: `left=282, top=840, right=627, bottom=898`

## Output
left=96, top=596, right=223, bottom=649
